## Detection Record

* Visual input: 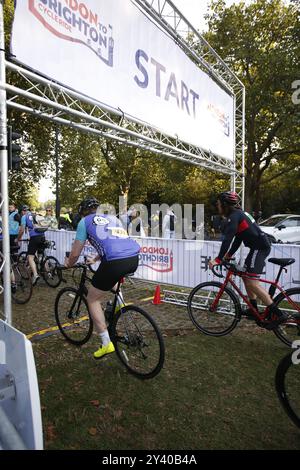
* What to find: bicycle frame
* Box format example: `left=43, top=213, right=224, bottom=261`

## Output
left=212, top=268, right=300, bottom=323
left=68, top=266, right=124, bottom=325
left=21, top=239, right=55, bottom=265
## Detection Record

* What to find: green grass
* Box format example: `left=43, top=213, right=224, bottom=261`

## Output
left=34, top=329, right=300, bottom=450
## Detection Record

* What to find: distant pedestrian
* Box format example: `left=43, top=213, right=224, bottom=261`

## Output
left=163, top=209, right=176, bottom=239
left=59, top=207, right=73, bottom=230
left=41, top=206, right=58, bottom=230
left=128, top=210, right=146, bottom=237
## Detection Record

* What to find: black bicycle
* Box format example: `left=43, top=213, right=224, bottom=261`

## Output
left=275, top=348, right=300, bottom=428
left=10, top=248, right=33, bottom=304
left=19, top=239, right=62, bottom=288
left=55, top=265, right=165, bottom=380
left=0, top=248, right=33, bottom=304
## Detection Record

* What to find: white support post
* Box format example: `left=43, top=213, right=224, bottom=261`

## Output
left=0, top=0, right=12, bottom=325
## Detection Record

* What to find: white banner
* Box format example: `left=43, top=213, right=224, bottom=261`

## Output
left=11, top=0, right=235, bottom=160
left=24, top=231, right=300, bottom=292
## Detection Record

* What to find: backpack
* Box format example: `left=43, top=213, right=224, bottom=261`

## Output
left=32, top=214, right=48, bottom=233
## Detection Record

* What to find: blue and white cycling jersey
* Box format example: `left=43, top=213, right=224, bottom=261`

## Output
left=76, top=213, right=140, bottom=262
left=21, top=213, right=41, bottom=238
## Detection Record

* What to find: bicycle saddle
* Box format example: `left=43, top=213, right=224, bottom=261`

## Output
left=268, top=258, right=295, bottom=267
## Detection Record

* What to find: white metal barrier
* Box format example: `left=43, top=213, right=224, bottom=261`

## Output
left=21, top=230, right=300, bottom=291
left=0, top=320, right=43, bottom=450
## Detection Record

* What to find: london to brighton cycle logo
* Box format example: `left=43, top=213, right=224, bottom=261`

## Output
left=139, top=247, right=174, bottom=273
left=28, top=0, right=115, bottom=66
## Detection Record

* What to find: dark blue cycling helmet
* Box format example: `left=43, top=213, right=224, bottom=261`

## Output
left=78, top=197, right=99, bottom=215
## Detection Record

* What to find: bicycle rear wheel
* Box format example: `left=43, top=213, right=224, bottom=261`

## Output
left=55, top=287, right=93, bottom=345
left=187, top=281, right=241, bottom=336
left=112, top=305, right=165, bottom=380
left=273, top=288, right=300, bottom=347
left=275, top=351, right=300, bottom=428
left=42, top=256, right=62, bottom=288
left=11, top=263, right=33, bottom=304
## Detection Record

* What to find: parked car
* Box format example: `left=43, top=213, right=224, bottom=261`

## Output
left=259, top=214, right=300, bottom=243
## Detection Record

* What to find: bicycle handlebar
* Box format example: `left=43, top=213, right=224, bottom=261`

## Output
left=211, top=259, right=241, bottom=278
left=211, top=264, right=225, bottom=278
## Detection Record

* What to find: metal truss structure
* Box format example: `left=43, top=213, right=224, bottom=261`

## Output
left=162, top=288, right=253, bottom=311
left=4, top=0, right=245, bottom=182
left=163, top=289, right=190, bottom=307
left=0, top=0, right=245, bottom=324
left=140, top=0, right=246, bottom=203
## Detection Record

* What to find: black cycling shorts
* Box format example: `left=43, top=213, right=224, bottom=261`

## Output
left=244, top=247, right=271, bottom=276
left=27, top=235, right=45, bottom=256
left=92, top=255, right=139, bottom=291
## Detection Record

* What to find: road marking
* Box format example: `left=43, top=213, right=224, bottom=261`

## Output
left=27, top=316, right=89, bottom=342
left=27, top=296, right=156, bottom=342
left=141, top=295, right=164, bottom=302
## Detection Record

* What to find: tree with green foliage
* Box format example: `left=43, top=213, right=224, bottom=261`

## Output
left=205, top=0, right=300, bottom=212
left=4, top=0, right=54, bottom=206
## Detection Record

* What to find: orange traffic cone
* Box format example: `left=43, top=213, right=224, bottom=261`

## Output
left=153, top=285, right=162, bottom=305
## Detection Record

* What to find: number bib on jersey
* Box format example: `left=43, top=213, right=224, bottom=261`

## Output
left=108, top=227, right=129, bottom=238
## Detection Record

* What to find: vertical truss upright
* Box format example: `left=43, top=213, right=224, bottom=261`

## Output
left=137, top=0, right=246, bottom=205
left=0, top=0, right=245, bottom=324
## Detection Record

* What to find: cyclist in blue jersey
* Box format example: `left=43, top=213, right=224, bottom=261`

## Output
left=18, top=205, right=47, bottom=286
left=9, top=202, right=21, bottom=249
left=0, top=202, right=21, bottom=251
left=209, top=191, right=287, bottom=329
left=65, top=197, right=140, bottom=360
left=0, top=203, right=21, bottom=292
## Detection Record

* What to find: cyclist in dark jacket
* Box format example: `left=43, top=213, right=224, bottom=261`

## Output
left=209, top=192, right=287, bottom=329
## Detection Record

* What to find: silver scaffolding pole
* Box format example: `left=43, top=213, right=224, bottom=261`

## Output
left=139, top=0, right=246, bottom=205
left=4, top=0, right=245, bottom=190
left=0, top=0, right=12, bottom=325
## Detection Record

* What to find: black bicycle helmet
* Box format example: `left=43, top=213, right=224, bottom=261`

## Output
left=217, top=191, right=239, bottom=206
left=78, top=197, right=99, bottom=215
left=21, top=205, right=30, bottom=211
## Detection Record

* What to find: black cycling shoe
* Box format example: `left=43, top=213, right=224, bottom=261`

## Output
left=242, top=308, right=257, bottom=320
left=265, top=312, right=289, bottom=331
left=11, top=283, right=17, bottom=294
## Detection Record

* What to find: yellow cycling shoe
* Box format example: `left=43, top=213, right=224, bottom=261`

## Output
left=93, top=342, right=115, bottom=360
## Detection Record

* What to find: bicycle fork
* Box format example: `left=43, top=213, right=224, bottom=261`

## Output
left=210, top=272, right=232, bottom=312
left=68, top=293, right=83, bottom=320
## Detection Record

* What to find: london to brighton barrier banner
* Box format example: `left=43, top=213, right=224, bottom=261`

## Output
left=11, top=0, right=235, bottom=161
left=20, top=232, right=300, bottom=293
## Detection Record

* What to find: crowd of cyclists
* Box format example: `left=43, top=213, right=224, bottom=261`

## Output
left=0, top=189, right=298, bottom=437
left=0, top=191, right=293, bottom=354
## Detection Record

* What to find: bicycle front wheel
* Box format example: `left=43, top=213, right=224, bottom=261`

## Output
left=187, top=281, right=241, bottom=336
left=55, top=287, right=93, bottom=345
left=11, top=263, right=33, bottom=304
left=18, top=252, right=28, bottom=266
left=275, top=351, right=300, bottom=428
left=42, top=256, right=62, bottom=288
left=112, top=305, right=165, bottom=380
left=273, top=288, right=300, bottom=347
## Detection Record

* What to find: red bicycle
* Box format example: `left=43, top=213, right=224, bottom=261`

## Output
left=187, top=257, right=300, bottom=347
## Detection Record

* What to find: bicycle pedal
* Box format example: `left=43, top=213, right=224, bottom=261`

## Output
left=255, top=320, right=267, bottom=328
